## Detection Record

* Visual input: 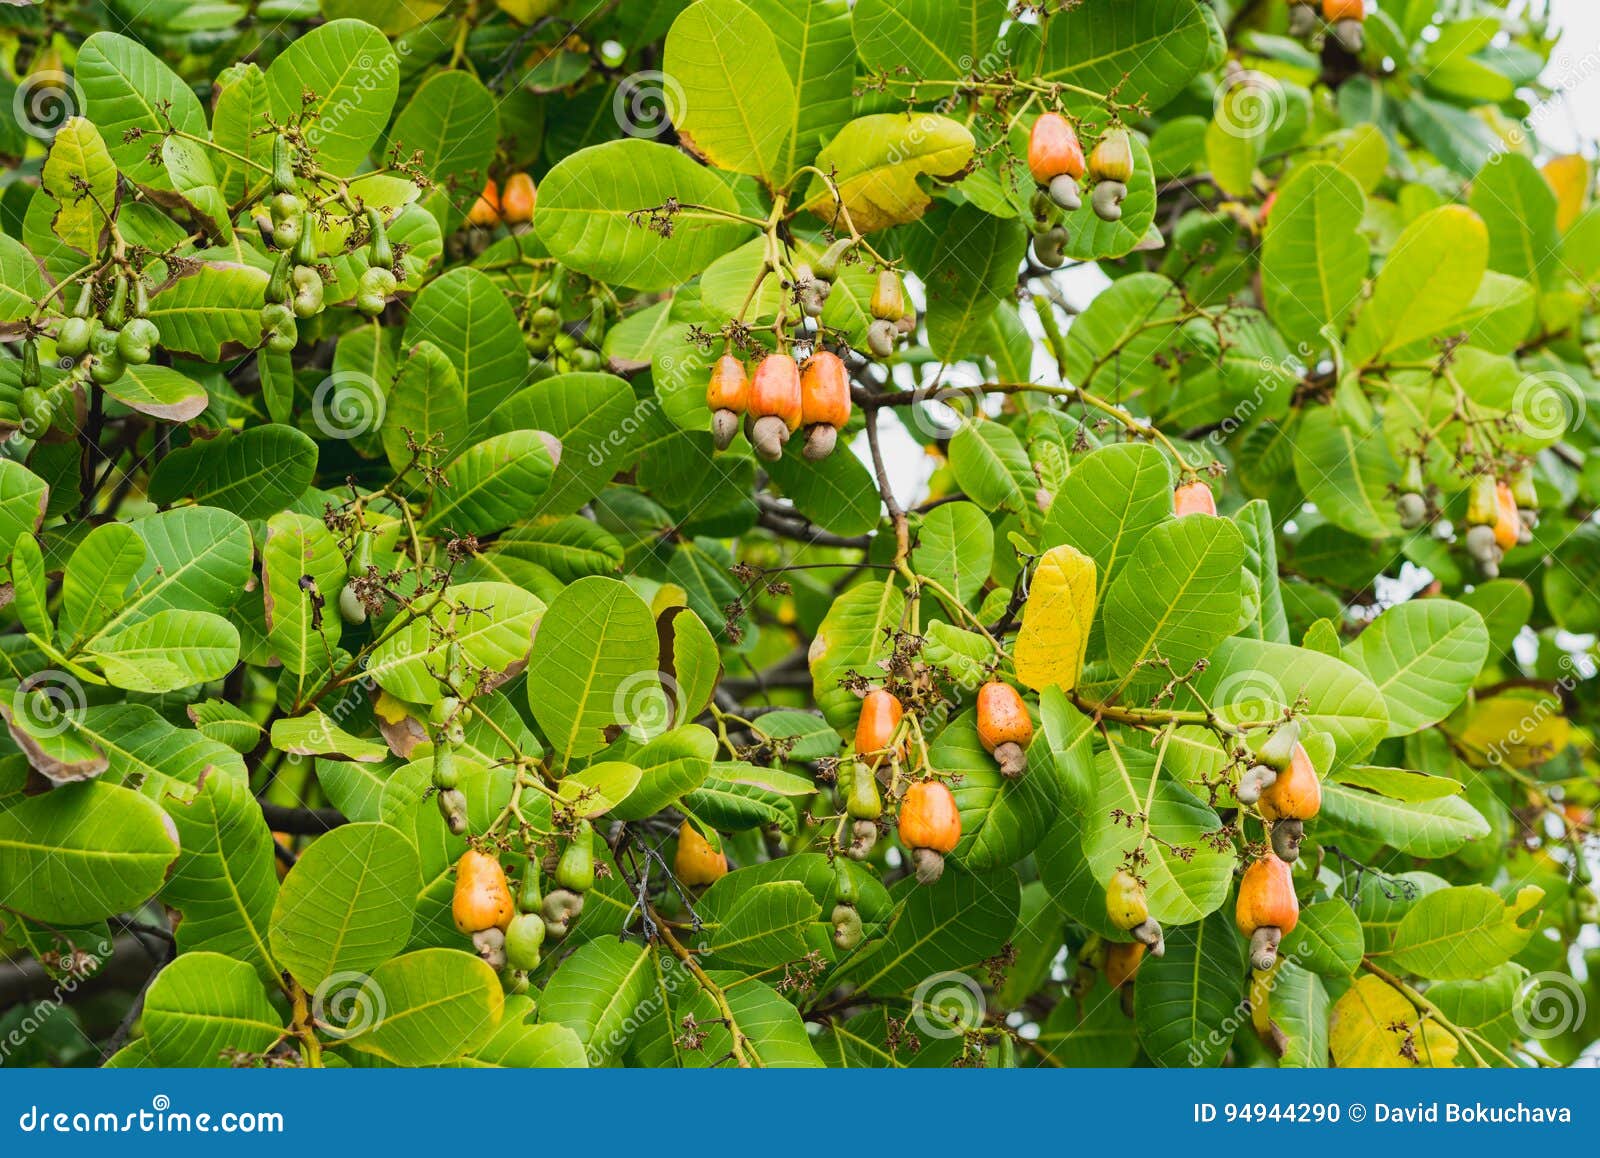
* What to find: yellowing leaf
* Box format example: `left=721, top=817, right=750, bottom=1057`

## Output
left=1328, top=975, right=1458, bottom=1068
left=42, top=117, right=117, bottom=255
left=803, top=113, right=974, bottom=233
left=1013, top=545, right=1096, bottom=693
left=1448, top=693, right=1571, bottom=768
left=1541, top=154, right=1591, bottom=232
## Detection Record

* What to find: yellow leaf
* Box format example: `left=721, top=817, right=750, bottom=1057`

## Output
left=1013, top=545, right=1095, bottom=693
left=1328, top=975, right=1458, bottom=1068
left=41, top=117, right=117, bottom=256
left=373, top=689, right=413, bottom=726
left=1541, top=155, right=1591, bottom=232
left=1448, top=693, right=1570, bottom=768
left=803, top=114, right=975, bottom=233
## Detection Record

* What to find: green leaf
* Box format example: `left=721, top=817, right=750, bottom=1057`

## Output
left=101, top=364, right=210, bottom=423
left=389, top=70, right=499, bottom=231
left=1062, top=273, right=1186, bottom=400
left=76, top=32, right=208, bottom=185
left=0, top=781, right=178, bottom=924
left=1133, top=908, right=1243, bottom=1067
left=764, top=435, right=880, bottom=537
left=1271, top=960, right=1332, bottom=1068
left=666, top=0, right=796, bottom=183
left=367, top=581, right=544, bottom=704
left=930, top=709, right=1062, bottom=871
left=1291, top=406, right=1403, bottom=539
left=809, top=579, right=906, bottom=733
left=527, top=576, right=659, bottom=763
left=211, top=63, right=272, bottom=206
left=744, top=0, right=854, bottom=181
left=915, top=501, right=993, bottom=608
left=85, top=506, right=253, bottom=647
left=147, top=262, right=271, bottom=361
left=60, top=522, right=144, bottom=649
left=265, top=19, right=399, bottom=175
left=1320, top=779, right=1490, bottom=858
left=141, top=951, right=284, bottom=1067
left=424, top=430, right=559, bottom=535
left=538, top=937, right=653, bottom=1060
left=1385, top=884, right=1542, bottom=980
left=1468, top=153, right=1561, bottom=291
left=1262, top=162, right=1368, bottom=348
left=1343, top=600, right=1489, bottom=736
left=851, top=0, right=1002, bottom=82
left=344, top=948, right=505, bottom=1064
left=1347, top=205, right=1490, bottom=366
left=948, top=421, right=1033, bottom=514
left=1083, top=742, right=1236, bottom=924
left=0, top=461, right=50, bottom=554
left=402, top=267, right=528, bottom=424
left=609, top=723, right=717, bottom=821
left=535, top=139, right=756, bottom=290
left=269, top=821, right=418, bottom=989
left=160, top=770, right=279, bottom=978
left=0, top=234, right=51, bottom=323
left=1037, top=978, right=1139, bottom=1067
left=701, top=879, right=819, bottom=967
left=1038, top=0, right=1217, bottom=115
left=1280, top=899, right=1364, bottom=978
left=87, top=608, right=241, bottom=693
left=271, top=711, right=391, bottom=763
left=924, top=204, right=1029, bottom=361
left=489, top=373, right=643, bottom=517
left=148, top=424, right=318, bottom=520
left=1102, top=515, right=1244, bottom=676
left=801, top=114, right=975, bottom=233
left=382, top=339, right=469, bottom=471
left=851, top=868, right=1020, bottom=996
left=262, top=512, right=347, bottom=676
left=1193, top=637, right=1389, bottom=769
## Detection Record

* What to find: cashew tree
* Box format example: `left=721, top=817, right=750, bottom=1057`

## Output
left=0, top=0, right=1596, bottom=1070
